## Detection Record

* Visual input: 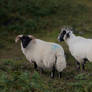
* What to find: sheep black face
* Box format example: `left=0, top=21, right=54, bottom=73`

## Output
left=20, top=36, right=32, bottom=48
left=58, top=30, right=66, bottom=42
left=15, top=35, right=35, bottom=48
left=58, top=27, right=72, bottom=42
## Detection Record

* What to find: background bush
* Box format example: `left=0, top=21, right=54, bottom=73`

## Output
left=1, top=0, right=91, bottom=34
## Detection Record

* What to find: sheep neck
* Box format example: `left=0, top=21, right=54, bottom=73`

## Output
left=65, top=33, right=76, bottom=47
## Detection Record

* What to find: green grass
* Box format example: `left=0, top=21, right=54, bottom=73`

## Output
left=1, top=30, right=92, bottom=92
left=0, top=58, right=92, bottom=92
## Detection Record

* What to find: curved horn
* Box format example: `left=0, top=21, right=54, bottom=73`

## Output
left=15, top=35, right=23, bottom=43
left=28, top=35, right=35, bottom=39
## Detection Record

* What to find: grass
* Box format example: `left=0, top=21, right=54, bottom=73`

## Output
left=1, top=30, right=92, bottom=92
left=0, top=59, right=92, bottom=92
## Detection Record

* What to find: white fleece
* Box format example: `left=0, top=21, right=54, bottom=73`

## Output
left=21, top=39, right=66, bottom=72
left=65, top=33, right=92, bottom=63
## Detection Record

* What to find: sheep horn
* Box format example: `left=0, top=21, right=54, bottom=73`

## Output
left=15, top=35, right=23, bottom=43
left=28, top=35, right=35, bottom=39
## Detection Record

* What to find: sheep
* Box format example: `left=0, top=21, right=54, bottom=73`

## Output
left=15, top=35, right=66, bottom=78
left=58, top=27, right=92, bottom=71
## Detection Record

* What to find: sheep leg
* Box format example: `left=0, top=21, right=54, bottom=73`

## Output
left=82, top=58, right=87, bottom=71
left=34, top=62, right=37, bottom=70
left=59, top=72, right=62, bottom=78
left=76, top=61, right=80, bottom=70
left=50, top=66, right=55, bottom=78
left=39, top=68, right=44, bottom=73
left=82, top=63, right=85, bottom=71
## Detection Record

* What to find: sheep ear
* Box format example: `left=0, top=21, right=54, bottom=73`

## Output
left=15, top=35, right=23, bottom=43
left=28, top=35, right=35, bottom=39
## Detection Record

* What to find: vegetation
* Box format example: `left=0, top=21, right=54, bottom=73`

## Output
left=1, top=0, right=92, bottom=34
left=0, top=0, right=92, bottom=92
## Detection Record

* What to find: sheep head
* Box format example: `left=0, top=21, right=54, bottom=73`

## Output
left=15, top=35, right=35, bottom=48
left=58, top=27, right=73, bottom=42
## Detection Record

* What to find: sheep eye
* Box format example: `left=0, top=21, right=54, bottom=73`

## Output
left=63, top=30, right=66, bottom=34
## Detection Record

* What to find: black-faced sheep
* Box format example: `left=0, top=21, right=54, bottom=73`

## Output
left=15, top=35, right=66, bottom=78
left=58, top=27, right=92, bottom=71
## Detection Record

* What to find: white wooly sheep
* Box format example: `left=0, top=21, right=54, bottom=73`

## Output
left=58, top=27, right=92, bottom=71
left=15, top=35, right=66, bottom=78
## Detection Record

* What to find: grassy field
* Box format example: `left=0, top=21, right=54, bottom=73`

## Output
left=0, top=0, right=92, bottom=92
